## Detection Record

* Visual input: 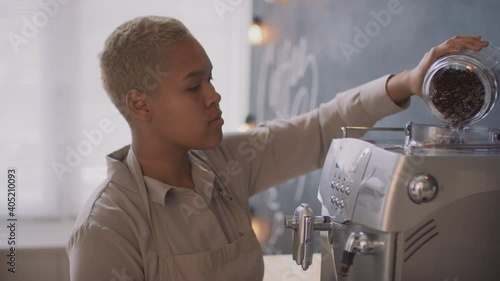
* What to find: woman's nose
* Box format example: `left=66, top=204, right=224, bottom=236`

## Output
left=206, top=86, right=221, bottom=107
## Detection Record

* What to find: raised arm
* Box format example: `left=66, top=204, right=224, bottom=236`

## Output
left=213, top=35, right=489, bottom=197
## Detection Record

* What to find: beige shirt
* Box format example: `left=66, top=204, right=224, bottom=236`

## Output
left=67, top=75, right=409, bottom=281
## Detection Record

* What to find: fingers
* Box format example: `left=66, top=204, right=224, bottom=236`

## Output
left=445, top=35, right=489, bottom=51
left=406, top=35, right=490, bottom=98
left=427, top=36, right=489, bottom=61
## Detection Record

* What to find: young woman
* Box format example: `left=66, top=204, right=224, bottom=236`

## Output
left=66, top=15, right=488, bottom=281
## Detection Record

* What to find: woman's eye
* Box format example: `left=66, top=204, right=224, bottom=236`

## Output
left=188, top=76, right=212, bottom=91
left=188, top=85, right=200, bottom=91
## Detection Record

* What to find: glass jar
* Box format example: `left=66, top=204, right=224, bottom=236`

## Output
left=422, top=44, right=500, bottom=127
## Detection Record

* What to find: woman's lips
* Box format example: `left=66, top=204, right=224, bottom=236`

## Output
left=211, top=117, right=224, bottom=126
left=210, top=112, right=224, bottom=125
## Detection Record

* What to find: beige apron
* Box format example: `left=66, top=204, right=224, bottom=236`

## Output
left=128, top=152, right=264, bottom=281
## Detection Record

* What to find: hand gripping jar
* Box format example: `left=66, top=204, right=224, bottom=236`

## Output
left=422, top=44, right=500, bottom=127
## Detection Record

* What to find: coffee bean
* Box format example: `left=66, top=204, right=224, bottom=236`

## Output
left=430, top=68, right=485, bottom=127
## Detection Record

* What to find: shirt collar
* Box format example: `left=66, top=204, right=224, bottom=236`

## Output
left=142, top=175, right=173, bottom=206
left=142, top=151, right=218, bottom=206
left=105, top=145, right=137, bottom=194
left=104, top=145, right=171, bottom=205
left=125, top=147, right=173, bottom=206
left=107, top=145, right=218, bottom=207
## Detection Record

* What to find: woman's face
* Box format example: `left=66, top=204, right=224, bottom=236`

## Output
left=149, top=37, right=223, bottom=151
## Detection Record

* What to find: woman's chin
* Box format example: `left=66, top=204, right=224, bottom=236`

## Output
left=198, top=133, right=223, bottom=150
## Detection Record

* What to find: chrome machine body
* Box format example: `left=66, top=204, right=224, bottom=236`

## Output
left=285, top=123, right=500, bottom=281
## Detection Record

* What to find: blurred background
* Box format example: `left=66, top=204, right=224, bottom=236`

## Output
left=1, top=0, right=500, bottom=280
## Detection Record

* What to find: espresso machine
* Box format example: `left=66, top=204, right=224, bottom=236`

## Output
left=285, top=123, right=500, bottom=281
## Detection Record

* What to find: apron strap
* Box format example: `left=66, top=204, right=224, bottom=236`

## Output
left=127, top=149, right=172, bottom=279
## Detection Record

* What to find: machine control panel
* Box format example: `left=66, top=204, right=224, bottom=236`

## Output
left=324, top=168, right=353, bottom=221
left=319, top=139, right=374, bottom=223
left=329, top=172, right=351, bottom=210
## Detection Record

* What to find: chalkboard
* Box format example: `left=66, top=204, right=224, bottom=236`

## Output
left=248, top=0, right=500, bottom=254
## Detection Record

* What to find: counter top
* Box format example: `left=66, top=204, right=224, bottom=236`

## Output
left=263, top=253, right=321, bottom=281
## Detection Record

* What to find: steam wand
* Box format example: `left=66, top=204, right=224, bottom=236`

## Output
left=339, top=232, right=383, bottom=277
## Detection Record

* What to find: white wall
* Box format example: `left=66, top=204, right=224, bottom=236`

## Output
left=0, top=0, right=252, bottom=221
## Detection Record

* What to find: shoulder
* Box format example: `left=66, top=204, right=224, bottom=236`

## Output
left=69, top=179, right=149, bottom=250
left=66, top=219, right=146, bottom=281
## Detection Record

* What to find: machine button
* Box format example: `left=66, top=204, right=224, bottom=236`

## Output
left=345, top=187, right=351, bottom=196
left=408, top=174, right=438, bottom=204
left=340, top=200, right=345, bottom=209
left=340, top=185, right=345, bottom=194
left=330, top=196, right=337, bottom=205
left=331, top=180, right=336, bottom=189
left=335, top=198, right=341, bottom=208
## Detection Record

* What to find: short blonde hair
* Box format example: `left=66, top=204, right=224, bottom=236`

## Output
left=99, top=16, right=192, bottom=120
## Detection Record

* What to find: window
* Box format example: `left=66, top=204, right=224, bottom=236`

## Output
left=0, top=0, right=251, bottom=219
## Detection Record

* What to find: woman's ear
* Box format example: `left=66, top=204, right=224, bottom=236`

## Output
left=126, top=89, right=153, bottom=122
